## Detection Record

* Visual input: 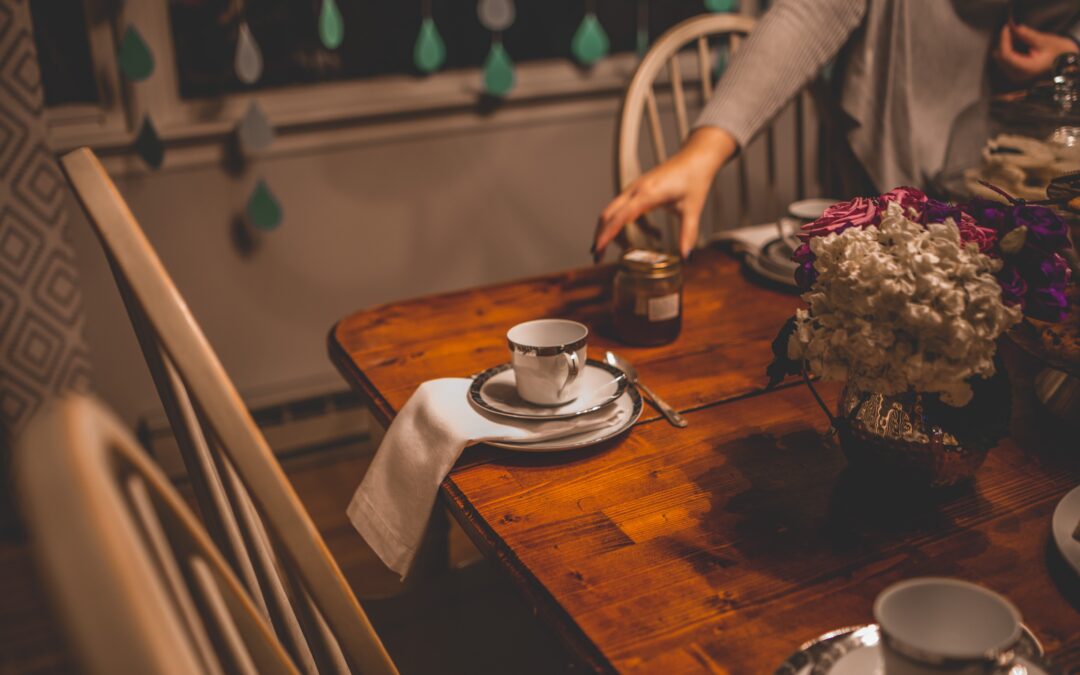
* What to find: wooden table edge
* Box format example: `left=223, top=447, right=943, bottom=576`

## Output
left=327, top=320, right=397, bottom=428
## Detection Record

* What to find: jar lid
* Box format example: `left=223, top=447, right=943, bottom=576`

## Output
left=620, top=249, right=681, bottom=277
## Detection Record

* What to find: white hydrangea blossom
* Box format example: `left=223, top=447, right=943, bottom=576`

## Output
left=788, top=201, right=1021, bottom=406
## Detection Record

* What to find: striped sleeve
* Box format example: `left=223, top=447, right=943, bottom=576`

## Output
left=693, top=0, right=867, bottom=149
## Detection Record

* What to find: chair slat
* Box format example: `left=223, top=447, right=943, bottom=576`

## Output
left=277, top=552, right=352, bottom=675
left=111, top=263, right=274, bottom=623
left=795, top=92, right=806, bottom=200
left=126, top=475, right=226, bottom=675
left=645, top=88, right=668, bottom=164
left=668, top=55, right=689, bottom=141
left=218, top=453, right=320, bottom=675
left=696, top=36, right=713, bottom=100
left=190, top=557, right=262, bottom=675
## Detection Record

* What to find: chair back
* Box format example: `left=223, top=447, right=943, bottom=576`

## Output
left=618, top=12, right=818, bottom=248
left=16, top=394, right=299, bottom=675
left=58, top=147, right=396, bottom=675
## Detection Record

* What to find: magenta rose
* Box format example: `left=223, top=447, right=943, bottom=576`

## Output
left=799, top=196, right=880, bottom=241
left=956, top=218, right=999, bottom=255
left=879, top=186, right=929, bottom=217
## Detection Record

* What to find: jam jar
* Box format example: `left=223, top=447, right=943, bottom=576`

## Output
left=612, top=249, right=683, bottom=346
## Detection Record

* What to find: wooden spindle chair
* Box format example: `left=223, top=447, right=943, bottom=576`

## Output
left=58, top=147, right=397, bottom=675
left=16, top=394, right=301, bottom=675
left=617, top=13, right=816, bottom=249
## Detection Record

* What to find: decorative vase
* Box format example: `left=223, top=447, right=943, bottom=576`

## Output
left=812, top=363, right=1011, bottom=488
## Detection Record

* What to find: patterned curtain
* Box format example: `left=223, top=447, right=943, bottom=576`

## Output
left=0, top=1, right=92, bottom=521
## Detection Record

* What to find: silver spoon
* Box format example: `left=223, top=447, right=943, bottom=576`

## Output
left=604, top=351, right=688, bottom=428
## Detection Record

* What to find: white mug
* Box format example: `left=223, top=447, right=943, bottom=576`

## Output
left=506, top=319, right=587, bottom=406
left=874, top=578, right=1023, bottom=675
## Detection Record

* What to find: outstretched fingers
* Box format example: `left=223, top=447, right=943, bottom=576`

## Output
left=594, top=188, right=660, bottom=258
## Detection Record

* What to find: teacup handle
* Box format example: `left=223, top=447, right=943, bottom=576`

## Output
left=558, top=351, right=580, bottom=397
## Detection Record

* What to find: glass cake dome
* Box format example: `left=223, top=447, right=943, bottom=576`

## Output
left=937, top=53, right=1080, bottom=206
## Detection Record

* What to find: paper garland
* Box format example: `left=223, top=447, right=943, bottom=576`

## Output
left=571, top=12, right=610, bottom=66
left=247, top=180, right=283, bottom=231
left=235, top=21, right=263, bottom=84
left=118, top=26, right=154, bottom=81
left=483, top=39, right=515, bottom=96
left=414, top=17, right=446, bottom=74
left=319, top=0, right=344, bottom=50
left=134, top=115, right=164, bottom=169
left=636, top=0, right=649, bottom=57
left=479, top=0, right=515, bottom=97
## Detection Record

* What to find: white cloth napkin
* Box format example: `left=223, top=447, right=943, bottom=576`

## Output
left=347, top=378, right=625, bottom=577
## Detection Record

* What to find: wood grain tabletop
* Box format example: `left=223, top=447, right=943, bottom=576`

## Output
left=329, top=247, right=1080, bottom=673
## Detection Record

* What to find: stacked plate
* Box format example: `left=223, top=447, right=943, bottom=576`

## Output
left=468, top=360, right=642, bottom=452
left=776, top=624, right=1050, bottom=675
left=744, top=197, right=837, bottom=289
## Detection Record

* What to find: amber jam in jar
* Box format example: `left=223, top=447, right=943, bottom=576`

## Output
left=612, top=249, right=683, bottom=346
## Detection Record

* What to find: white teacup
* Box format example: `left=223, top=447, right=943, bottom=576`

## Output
left=506, top=319, right=587, bottom=406
left=874, top=578, right=1023, bottom=675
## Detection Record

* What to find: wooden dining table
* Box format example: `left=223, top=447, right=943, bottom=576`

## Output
left=329, top=246, right=1080, bottom=673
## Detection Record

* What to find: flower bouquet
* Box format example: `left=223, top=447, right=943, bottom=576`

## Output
left=768, top=186, right=1074, bottom=486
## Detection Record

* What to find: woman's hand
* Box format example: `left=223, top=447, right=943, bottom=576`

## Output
left=993, top=23, right=1079, bottom=85
left=593, top=126, right=737, bottom=261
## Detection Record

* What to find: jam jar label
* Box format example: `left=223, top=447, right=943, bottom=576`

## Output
left=647, top=293, right=679, bottom=322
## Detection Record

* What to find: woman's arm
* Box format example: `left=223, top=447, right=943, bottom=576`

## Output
left=695, top=0, right=866, bottom=148
left=594, top=0, right=866, bottom=260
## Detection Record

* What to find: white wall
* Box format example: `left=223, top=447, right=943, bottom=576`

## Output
left=71, top=103, right=624, bottom=426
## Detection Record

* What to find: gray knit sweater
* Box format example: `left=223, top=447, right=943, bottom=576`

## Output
left=694, top=0, right=1026, bottom=191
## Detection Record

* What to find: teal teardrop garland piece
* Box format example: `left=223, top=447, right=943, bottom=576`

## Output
left=235, top=22, right=263, bottom=84
left=704, top=0, right=737, bottom=11
left=821, top=59, right=835, bottom=83
left=319, top=0, right=344, bottom=50
left=636, top=0, right=649, bottom=57
left=247, top=180, right=283, bottom=231
left=237, top=101, right=274, bottom=154
left=118, top=26, right=155, bottom=81
left=571, top=13, right=609, bottom=66
left=713, top=44, right=729, bottom=79
left=413, top=17, right=446, bottom=74
left=482, top=41, right=515, bottom=97
left=636, top=27, right=649, bottom=57
left=134, top=115, right=164, bottom=170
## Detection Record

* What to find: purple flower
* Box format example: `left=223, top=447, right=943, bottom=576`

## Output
left=995, top=265, right=1028, bottom=307
left=1024, top=286, right=1069, bottom=322
left=959, top=198, right=1009, bottom=230
left=1012, top=250, right=1072, bottom=321
left=1008, top=204, right=1070, bottom=253
left=792, top=242, right=817, bottom=290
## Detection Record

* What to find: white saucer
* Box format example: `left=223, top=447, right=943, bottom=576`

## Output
left=487, top=386, right=642, bottom=452
left=1052, top=484, right=1080, bottom=576
left=469, top=360, right=627, bottom=420
left=745, top=237, right=799, bottom=288
left=776, top=624, right=1047, bottom=675
left=789, top=198, right=836, bottom=221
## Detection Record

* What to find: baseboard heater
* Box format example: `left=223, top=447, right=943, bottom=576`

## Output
left=137, top=386, right=379, bottom=479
